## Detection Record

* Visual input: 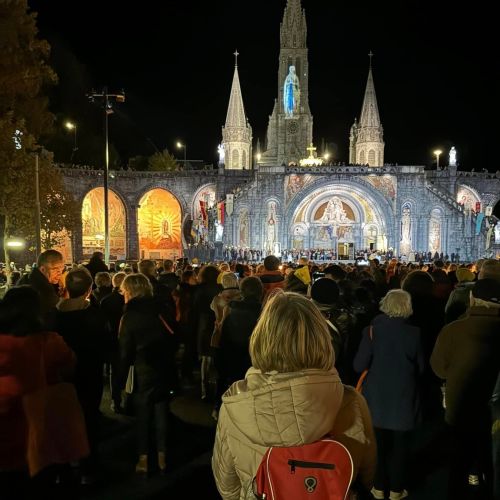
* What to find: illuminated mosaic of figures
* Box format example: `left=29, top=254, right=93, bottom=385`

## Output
left=314, top=197, right=355, bottom=223
left=266, top=202, right=277, bottom=252
left=429, top=209, right=442, bottom=254
left=361, top=175, right=397, bottom=200
left=239, top=209, right=249, bottom=247
left=400, top=204, right=412, bottom=255
left=192, top=185, right=216, bottom=220
left=138, top=189, right=182, bottom=258
left=285, top=174, right=318, bottom=204
left=457, top=185, right=480, bottom=212
left=81, top=188, right=126, bottom=259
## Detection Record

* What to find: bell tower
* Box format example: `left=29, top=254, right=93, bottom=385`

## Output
left=261, top=0, right=313, bottom=166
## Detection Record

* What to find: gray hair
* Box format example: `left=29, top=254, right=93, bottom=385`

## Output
left=379, top=289, right=413, bottom=318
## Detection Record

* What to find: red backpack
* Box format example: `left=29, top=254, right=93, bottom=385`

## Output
left=252, top=438, right=354, bottom=499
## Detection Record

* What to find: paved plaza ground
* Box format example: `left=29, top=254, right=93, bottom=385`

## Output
left=75, top=380, right=460, bottom=500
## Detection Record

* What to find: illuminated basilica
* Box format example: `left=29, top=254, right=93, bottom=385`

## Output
left=60, top=0, right=500, bottom=263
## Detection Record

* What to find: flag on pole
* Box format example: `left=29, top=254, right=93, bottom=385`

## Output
left=475, top=213, right=484, bottom=235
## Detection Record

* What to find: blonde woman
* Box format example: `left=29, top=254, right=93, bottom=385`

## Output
left=354, top=289, right=425, bottom=500
left=212, top=292, right=376, bottom=499
left=119, top=273, right=177, bottom=475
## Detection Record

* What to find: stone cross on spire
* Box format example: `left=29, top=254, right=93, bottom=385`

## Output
left=368, top=50, right=374, bottom=68
left=234, top=49, right=239, bottom=67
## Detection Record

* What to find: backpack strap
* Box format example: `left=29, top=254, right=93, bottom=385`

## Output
left=158, top=314, right=174, bottom=335
left=325, top=319, right=340, bottom=335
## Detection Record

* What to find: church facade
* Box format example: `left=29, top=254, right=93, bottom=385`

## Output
left=61, top=0, right=500, bottom=263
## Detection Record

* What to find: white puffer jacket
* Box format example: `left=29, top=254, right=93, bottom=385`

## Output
left=212, top=367, right=376, bottom=499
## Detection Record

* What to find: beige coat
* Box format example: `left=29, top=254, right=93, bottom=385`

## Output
left=212, top=368, right=376, bottom=499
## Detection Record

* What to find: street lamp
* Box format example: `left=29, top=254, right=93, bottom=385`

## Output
left=177, top=141, right=187, bottom=169
left=5, top=238, right=25, bottom=249
left=65, top=121, right=78, bottom=162
left=433, top=149, right=443, bottom=169
left=87, top=88, right=125, bottom=265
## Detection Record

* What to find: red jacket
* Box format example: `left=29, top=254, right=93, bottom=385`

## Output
left=0, top=332, right=75, bottom=470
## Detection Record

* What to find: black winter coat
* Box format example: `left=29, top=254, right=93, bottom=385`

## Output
left=55, top=304, right=110, bottom=411
left=354, top=314, right=425, bottom=431
left=18, top=267, right=59, bottom=329
left=119, top=297, right=178, bottom=399
left=194, top=283, right=222, bottom=357
left=218, top=298, right=262, bottom=384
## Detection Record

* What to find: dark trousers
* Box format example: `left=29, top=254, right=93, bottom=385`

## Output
left=109, top=351, right=122, bottom=406
left=135, top=391, right=168, bottom=455
left=374, top=427, right=411, bottom=493
left=448, top=423, right=493, bottom=499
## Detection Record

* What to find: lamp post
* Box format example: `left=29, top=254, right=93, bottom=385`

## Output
left=177, top=141, right=187, bottom=169
left=87, top=88, right=125, bottom=265
left=65, top=121, right=78, bottom=162
left=34, top=154, right=41, bottom=256
left=433, top=149, right=443, bottom=169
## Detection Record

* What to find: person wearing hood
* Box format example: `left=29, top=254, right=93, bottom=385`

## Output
left=118, top=273, right=178, bottom=476
left=212, top=292, right=376, bottom=499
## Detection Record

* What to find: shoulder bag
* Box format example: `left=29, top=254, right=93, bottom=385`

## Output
left=355, top=325, right=373, bottom=393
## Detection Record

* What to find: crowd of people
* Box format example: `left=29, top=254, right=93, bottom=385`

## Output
left=0, top=249, right=499, bottom=499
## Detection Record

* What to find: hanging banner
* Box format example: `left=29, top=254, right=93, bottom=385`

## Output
left=475, top=213, right=485, bottom=235
left=475, top=202, right=481, bottom=213
left=226, top=194, right=234, bottom=216
left=199, top=200, right=208, bottom=227
left=485, top=206, right=493, bottom=217
left=217, top=201, right=225, bottom=225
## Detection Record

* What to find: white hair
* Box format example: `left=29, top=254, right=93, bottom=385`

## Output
left=379, top=289, right=413, bottom=318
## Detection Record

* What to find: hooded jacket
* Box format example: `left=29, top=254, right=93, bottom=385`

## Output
left=212, top=368, right=375, bottom=499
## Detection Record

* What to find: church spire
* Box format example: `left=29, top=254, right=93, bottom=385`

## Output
left=262, top=0, right=312, bottom=166
left=222, top=51, right=252, bottom=170
left=349, top=53, right=384, bottom=167
left=224, top=50, right=247, bottom=129
left=359, top=54, right=381, bottom=128
left=280, top=0, right=307, bottom=48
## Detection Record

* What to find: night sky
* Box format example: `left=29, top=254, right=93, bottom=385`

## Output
left=28, top=1, right=495, bottom=170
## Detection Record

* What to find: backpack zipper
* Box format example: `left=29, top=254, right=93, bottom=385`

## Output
left=288, top=459, right=335, bottom=474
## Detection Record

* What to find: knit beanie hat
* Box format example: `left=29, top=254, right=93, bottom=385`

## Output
left=456, top=268, right=475, bottom=283
left=310, top=278, right=340, bottom=310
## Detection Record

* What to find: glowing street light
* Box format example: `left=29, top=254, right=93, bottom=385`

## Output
left=433, top=149, right=443, bottom=169
left=5, top=238, right=25, bottom=249
left=65, top=121, right=78, bottom=162
left=177, top=141, right=187, bottom=169
left=324, top=152, right=330, bottom=161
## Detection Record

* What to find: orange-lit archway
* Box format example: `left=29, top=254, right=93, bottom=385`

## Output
left=138, top=188, right=182, bottom=260
left=82, top=187, right=127, bottom=260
